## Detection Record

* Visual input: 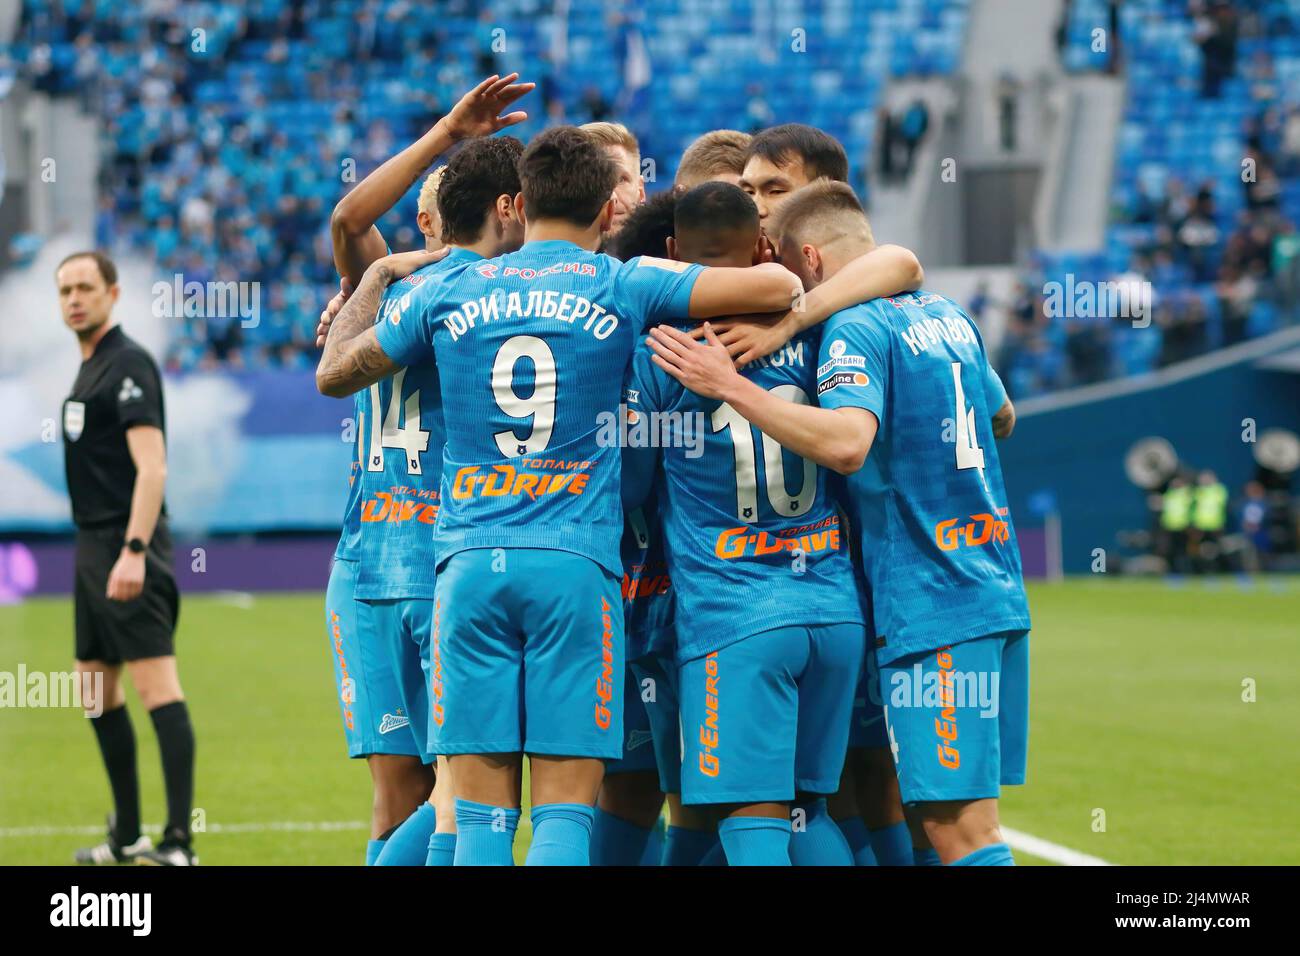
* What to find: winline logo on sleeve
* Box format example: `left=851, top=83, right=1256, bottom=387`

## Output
left=50, top=887, right=151, bottom=937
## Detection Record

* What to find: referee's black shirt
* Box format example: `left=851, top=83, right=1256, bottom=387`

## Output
left=62, top=325, right=168, bottom=529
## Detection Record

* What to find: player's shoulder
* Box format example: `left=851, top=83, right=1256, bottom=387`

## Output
left=113, top=332, right=163, bottom=375
left=628, top=337, right=686, bottom=404
left=822, top=297, right=894, bottom=344
left=620, top=254, right=695, bottom=275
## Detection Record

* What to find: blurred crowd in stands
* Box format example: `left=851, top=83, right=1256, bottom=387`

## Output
left=10, top=0, right=967, bottom=373
left=987, top=0, right=1300, bottom=399
left=7, top=0, right=1300, bottom=394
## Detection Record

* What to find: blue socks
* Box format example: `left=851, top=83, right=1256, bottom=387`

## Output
left=789, top=799, right=854, bottom=865
left=870, top=820, right=914, bottom=866
left=914, top=846, right=943, bottom=866
left=375, top=802, right=438, bottom=866
left=590, top=806, right=652, bottom=866
left=834, top=816, right=878, bottom=866
left=950, top=842, right=1015, bottom=866
left=453, top=798, right=520, bottom=866
left=698, top=838, right=728, bottom=866
left=664, top=825, right=720, bottom=867
left=526, top=803, right=595, bottom=866
left=425, top=831, right=456, bottom=867
left=640, top=815, right=666, bottom=866
left=718, top=815, right=791, bottom=866
left=365, top=838, right=386, bottom=866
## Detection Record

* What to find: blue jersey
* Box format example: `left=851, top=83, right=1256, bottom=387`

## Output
left=621, top=471, right=675, bottom=660
left=333, top=435, right=364, bottom=562
left=351, top=252, right=474, bottom=599
left=375, top=239, right=701, bottom=576
left=816, top=291, right=1031, bottom=666
left=625, top=326, right=863, bottom=665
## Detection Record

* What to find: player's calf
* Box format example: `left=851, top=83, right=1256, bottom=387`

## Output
left=367, top=754, right=434, bottom=836
left=593, top=769, right=664, bottom=866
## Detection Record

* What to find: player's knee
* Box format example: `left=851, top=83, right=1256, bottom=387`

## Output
left=857, top=748, right=904, bottom=828
left=75, top=662, right=122, bottom=715
left=597, top=771, right=664, bottom=827
left=666, top=795, right=712, bottom=831
left=918, top=800, right=1001, bottom=860
left=369, top=756, right=432, bottom=827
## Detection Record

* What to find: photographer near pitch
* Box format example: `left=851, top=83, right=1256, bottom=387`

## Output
left=56, top=251, right=197, bottom=867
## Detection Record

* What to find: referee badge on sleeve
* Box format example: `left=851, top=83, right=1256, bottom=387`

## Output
left=64, top=401, right=85, bottom=442
left=118, top=376, right=144, bottom=404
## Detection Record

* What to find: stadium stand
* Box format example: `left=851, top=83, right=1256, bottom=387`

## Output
left=5, top=0, right=968, bottom=371
left=1002, top=0, right=1300, bottom=398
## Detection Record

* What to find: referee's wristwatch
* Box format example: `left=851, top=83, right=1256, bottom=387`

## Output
left=125, top=537, right=147, bottom=555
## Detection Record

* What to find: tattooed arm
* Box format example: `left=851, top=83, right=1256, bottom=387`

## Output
left=316, top=250, right=440, bottom=397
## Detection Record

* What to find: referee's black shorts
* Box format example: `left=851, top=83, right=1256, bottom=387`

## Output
left=74, top=521, right=180, bottom=664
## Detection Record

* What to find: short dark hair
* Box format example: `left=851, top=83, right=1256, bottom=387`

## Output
left=746, top=123, right=849, bottom=183
left=518, top=126, right=617, bottom=228
left=675, top=181, right=758, bottom=237
left=437, top=136, right=524, bottom=245
left=56, top=250, right=118, bottom=287
left=768, top=179, right=872, bottom=249
left=611, top=191, right=677, bottom=260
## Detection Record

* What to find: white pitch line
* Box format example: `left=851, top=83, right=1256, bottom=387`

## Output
left=0, top=821, right=368, bottom=838
left=1002, top=827, right=1114, bottom=866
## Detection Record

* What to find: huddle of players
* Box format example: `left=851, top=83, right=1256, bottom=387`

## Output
left=316, top=74, right=1031, bottom=866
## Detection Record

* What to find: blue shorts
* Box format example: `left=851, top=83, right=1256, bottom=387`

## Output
left=360, top=596, right=436, bottom=763
left=603, top=665, right=660, bottom=778
left=324, top=558, right=421, bottom=759
left=630, top=647, right=682, bottom=794
left=849, top=647, right=890, bottom=750
left=679, top=623, right=864, bottom=806
left=432, top=548, right=624, bottom=758
left=880, top=630, right=1029, bottom=804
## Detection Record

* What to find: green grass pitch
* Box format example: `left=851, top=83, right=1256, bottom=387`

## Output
left=1, top=577, right=1296, bottom=865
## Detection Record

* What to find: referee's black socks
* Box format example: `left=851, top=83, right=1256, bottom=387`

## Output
left=149, top=700, right=196, bottom=844
left=90, top=704, right=141, bottom=844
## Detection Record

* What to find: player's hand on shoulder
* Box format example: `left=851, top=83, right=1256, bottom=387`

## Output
left=698, top=312, right=793, bottom=368
left=443, top=73, right=535, bottom=140
left=315, top=276, right=354, bottom=348
left=368, top=247, right=449, bottom=284
left=648, top=323, right=741, bottom=401
left=106, top=550, right=146, bottom=602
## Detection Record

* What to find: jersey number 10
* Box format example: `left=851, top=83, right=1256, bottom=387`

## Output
left=712, top=384, right=817, bottom=521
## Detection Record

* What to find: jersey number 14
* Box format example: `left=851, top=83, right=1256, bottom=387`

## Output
left=363, top=368, right=430, bottom=475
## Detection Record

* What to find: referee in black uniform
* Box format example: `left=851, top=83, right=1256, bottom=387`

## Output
left=58, top=251, right=197, bottom=866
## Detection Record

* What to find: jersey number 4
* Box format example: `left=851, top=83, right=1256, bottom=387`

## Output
left=712, top=384, right=816, bottom=521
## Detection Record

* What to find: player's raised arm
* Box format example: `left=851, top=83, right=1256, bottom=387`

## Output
left=316, top=249, right=443, bottom=397
left=648, top=323, right=877, bottom=474
left=685, top=260, right=802, bottom=318
left=708, top=242, right=921, bottom=365
left=330, top=73, right=534, bottom=285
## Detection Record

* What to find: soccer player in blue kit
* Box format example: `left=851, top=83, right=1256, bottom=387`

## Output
left=319, top=74, right=534, bottom=864
left=649, top=180, right=1030, bottom=867
left=317, top=126, right=799, bottom=865
left=631, top=182, right=924, bottom=866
